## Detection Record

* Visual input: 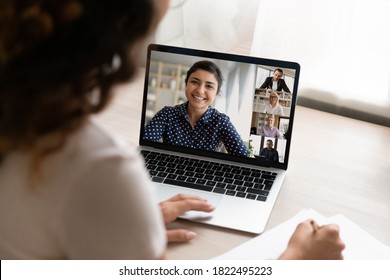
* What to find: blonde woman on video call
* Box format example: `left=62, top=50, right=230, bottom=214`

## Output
left=0, top=0, right=345, bottom=259
left=263, top=91, right=285, bottom=116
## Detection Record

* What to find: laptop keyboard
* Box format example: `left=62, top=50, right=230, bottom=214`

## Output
left=141, top=150, right=276, bottom=202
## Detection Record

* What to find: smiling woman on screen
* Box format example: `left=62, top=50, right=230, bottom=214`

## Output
left=144, top=60, right=248, bottom=157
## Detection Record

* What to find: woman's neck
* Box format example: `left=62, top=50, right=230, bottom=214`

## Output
left=187, top=106, right=207, bottom=129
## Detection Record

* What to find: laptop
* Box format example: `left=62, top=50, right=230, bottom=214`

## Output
left=138, top=44, right=300, bottom=234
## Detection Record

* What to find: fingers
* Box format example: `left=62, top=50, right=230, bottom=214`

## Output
left=297, top=219, right=338, bottom=234
left=161, top=194, right=214, bottom=243
left=163, top=194, right=208, bottom=203
left=284, top=220, right=346, bottom=260
left=319, top=223, right=341, bottom=236
left=168, top=198, right=215, bottom=213
left=161, top=200, right=214, bottom=224
left=317, top=223, right=346, bottom=255
left=294, top=219, right=317, bottom=234
left=166, top=229, right=197, bottom=243
left=309, top=221, right=346, bottom=260
left=160, top=194, right=215, bottom=224
left=309, top=220, right=319, bottom=232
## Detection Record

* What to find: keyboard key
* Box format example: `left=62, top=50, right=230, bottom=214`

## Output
left=185, top=171, right=195, bottom=177
left=233, top=179, right=244, bottom=186
left=253, top=178, right=264, bottom=184
left=264, top=185, right=272, bottom=191
left=176, top=164, right=185, bottom=170
left=236, top=192, right=246, bottom=198
left=175, top=169, right=185, bottom=175
left=246, top=188, right=269, bottom=197
left=166, top=168, right=175, bottom=173
left=214, top=176, right=224, bottom=182
left=206, top=181, right=216, bottom=187
left=212, top=187, right=226, bottom=194
left=226, top=190, right=236, bottom=196
left=226, top=184, right=235, bottom=190
left=157, top=172, right=168, bottom=177
left=195, top=167, right=205, bottom=173
left=151, top=176, right=164, bottom=183
left=193, top=162, right=204, bottom=167
left=212, top=165, right=220, bottom=170
left=222, top=167, right=232, bottom=172
left=236, top=186, right=246, bottom=192
left=262, top=174, right=276, bottom=180
left=147, top=164, right=157, bottom=170
left=167, top=174, right=177, bottom=179
left=177, top=175, right=187, bottom=181
left=185, top=166, right=195, bottom=171
left=264, top=180, right=274, bottom=188
left=253, top=184, right=265, bottom=190
left=224, top=178, right=234, bottom=184
left=241, top=170, right=251, bottom=176
left=186, top=177, right=196, bottom=183
left=231, top=168, right=241, bottom=174
left=164, top=178, right=213, bottom=192
left=196, top=179, right=207, bottom=185
left=216, top=182, right=226, bottom=188
left=244, top=176, right=254, bottom=182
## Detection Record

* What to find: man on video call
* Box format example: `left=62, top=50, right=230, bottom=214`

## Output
left=260, top=68, right=291, bottom=93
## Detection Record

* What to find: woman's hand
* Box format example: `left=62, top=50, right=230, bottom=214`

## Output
left=159, top=194, right=215, bottom=243
left=278, top=219, right=346, bottom=260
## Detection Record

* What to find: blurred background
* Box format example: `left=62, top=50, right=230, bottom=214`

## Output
left=155, top=0, right=390, bottom=126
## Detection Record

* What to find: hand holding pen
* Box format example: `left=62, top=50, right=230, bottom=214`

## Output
left=278, top=219, right=346, bottom=260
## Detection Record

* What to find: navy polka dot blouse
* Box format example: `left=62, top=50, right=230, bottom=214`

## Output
left=144, top=102, right=248, bottom=157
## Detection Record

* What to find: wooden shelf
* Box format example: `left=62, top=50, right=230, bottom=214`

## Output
left=146, top=61, right=189, bottom=119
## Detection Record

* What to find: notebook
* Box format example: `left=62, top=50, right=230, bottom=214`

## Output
left=138, top=44, right=300, bottom=234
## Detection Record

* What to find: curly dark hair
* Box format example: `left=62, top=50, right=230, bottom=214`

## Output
left=0, top=0, right=157, bottom=169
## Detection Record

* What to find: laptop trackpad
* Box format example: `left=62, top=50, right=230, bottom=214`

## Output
left=153, top=184, right=221, bottom=220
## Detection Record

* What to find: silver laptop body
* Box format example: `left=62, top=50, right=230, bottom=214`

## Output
left=138, top=44, right=300, bottom=234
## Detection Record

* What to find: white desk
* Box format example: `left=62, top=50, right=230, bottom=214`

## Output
left=96, top=69, right=390, bottom=259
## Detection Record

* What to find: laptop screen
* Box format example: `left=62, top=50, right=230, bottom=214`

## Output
left=139, top=44, right=300, bottom=170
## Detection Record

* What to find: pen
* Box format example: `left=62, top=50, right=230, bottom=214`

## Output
left=310, top=220, right=319, bottom=233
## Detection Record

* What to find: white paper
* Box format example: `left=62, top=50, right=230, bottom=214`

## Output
left=215, top=209, right=390, bottom=260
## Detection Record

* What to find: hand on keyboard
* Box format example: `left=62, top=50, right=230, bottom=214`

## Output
left=159, top=194, right=215, bottom=243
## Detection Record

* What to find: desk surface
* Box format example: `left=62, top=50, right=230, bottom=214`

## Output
left=96, top=70, right=390, bottom=259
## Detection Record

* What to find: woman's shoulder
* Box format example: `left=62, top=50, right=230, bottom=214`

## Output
left=156, top=103, right=185, bottom=117
left=65, top=118, right=139, bottom=163
left=208, top=106, right=226, bottom=118
left=207, top=107, right=234, bottom=125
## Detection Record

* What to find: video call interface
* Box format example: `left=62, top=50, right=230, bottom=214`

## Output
left=142, top=49, right=297, bottom=166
